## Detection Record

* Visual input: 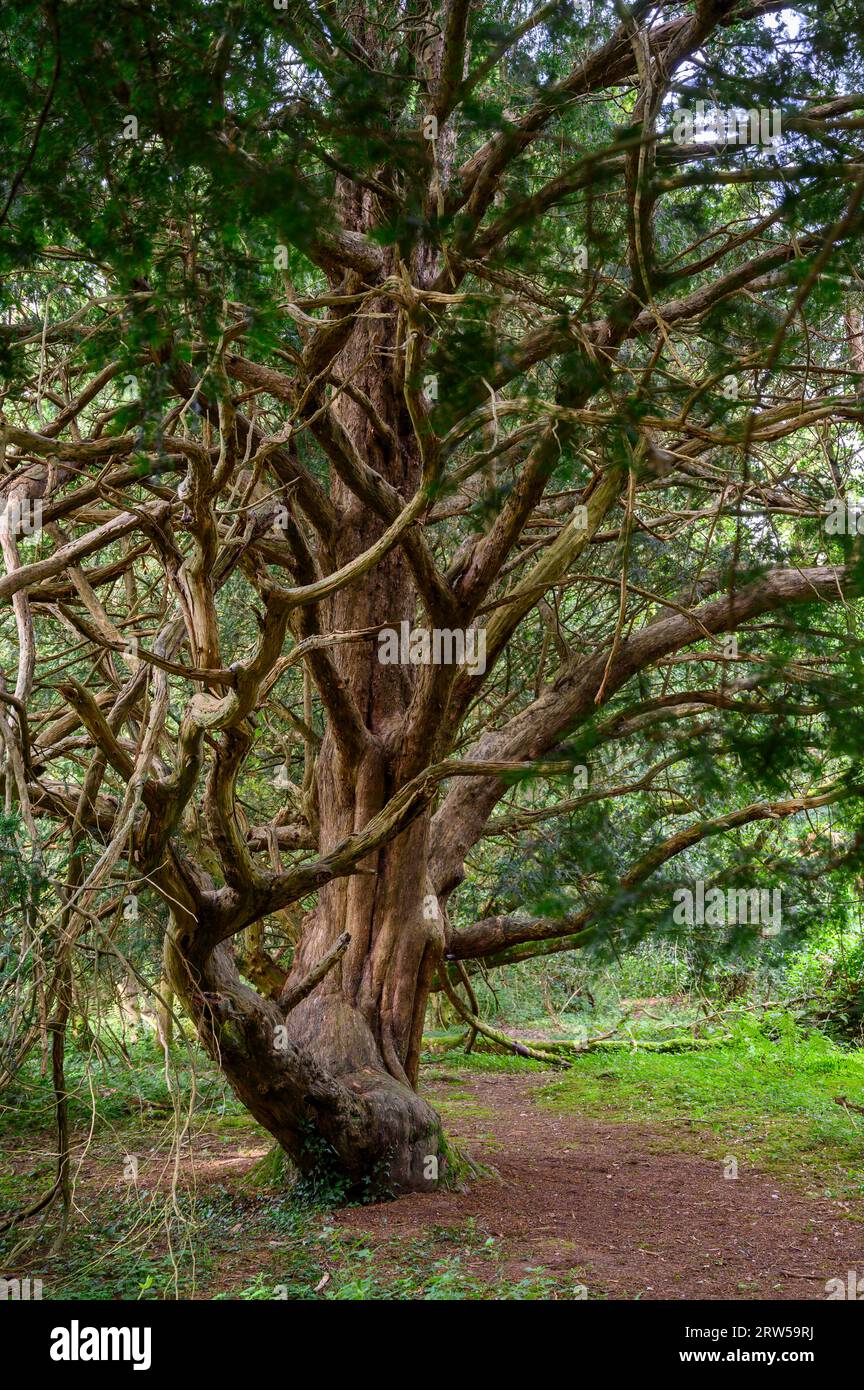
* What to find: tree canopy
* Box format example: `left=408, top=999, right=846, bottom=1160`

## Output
left=2, top=0, right=864, bottom=1199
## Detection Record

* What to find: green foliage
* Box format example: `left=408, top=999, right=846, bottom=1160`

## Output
left=3, top=0, right=864, bottom=1302
left=541, top=1016, right=864, bottom=1200
left=291, top=1124, right=395, bottom=1208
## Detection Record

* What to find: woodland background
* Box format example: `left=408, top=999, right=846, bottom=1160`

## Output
left=2, top=0, right=864, bottom=1300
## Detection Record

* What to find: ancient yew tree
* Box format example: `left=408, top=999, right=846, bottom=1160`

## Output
left=3, top=0, right=864, bottom=1198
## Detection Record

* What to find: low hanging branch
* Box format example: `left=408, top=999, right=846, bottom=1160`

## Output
left=279, top=932, right=351, bottom=1014
left=437, top=962, right=571, bottom=1068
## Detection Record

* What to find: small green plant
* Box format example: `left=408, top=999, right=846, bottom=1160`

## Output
left=290, top=1124, right=395, bottom=1207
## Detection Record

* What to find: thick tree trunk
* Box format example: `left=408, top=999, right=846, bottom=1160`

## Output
left=163, top=230, right=451, bottom=1194
left=165, top=891, right=446, bottom=1195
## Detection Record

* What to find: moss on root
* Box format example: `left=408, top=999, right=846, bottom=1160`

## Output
left=243, top=1142, right=298, bottom=1190
left=438, top=1134, right=498, bottom=1192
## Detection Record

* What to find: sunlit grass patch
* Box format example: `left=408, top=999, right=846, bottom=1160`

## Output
left=538, top=1015, right=864, bottom=1201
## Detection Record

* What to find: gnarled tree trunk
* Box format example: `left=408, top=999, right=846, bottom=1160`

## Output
left=165, top=235, right=454, bottom=1194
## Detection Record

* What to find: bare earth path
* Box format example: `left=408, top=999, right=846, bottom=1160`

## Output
left=336, top=1070, right=864, bottom=1300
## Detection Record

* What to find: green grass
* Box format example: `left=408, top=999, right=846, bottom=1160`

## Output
left=539, top=1014, right=864, bottom=1201
left=421, top=1049, right=545, bottom=1074
left=212, top=1208, right=586, bottom=1301
left=23, top=1180, right=582, bottom=1301
left=0, top=1034, right=574, bottom=1299
left=8, top=1011, right=864, bottom=1298
left=0, top=1033, right=250, bottom=1137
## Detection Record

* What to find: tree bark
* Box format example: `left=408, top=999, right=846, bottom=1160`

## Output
left=165, top=895, right=446, bottom=1195
left=164, top=229, right=451, bottom=1193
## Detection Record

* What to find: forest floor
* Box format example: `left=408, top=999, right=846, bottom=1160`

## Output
left=5, top=1031, right=864, bottom=1299
left=337, top=1066, right=864, bottom=1300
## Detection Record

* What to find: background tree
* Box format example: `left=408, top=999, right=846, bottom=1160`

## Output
left=2, top=0, right=864, bottom=1197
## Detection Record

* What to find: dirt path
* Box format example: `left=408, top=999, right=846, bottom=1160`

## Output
left=336, top=1070, right=864, bottom=1300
